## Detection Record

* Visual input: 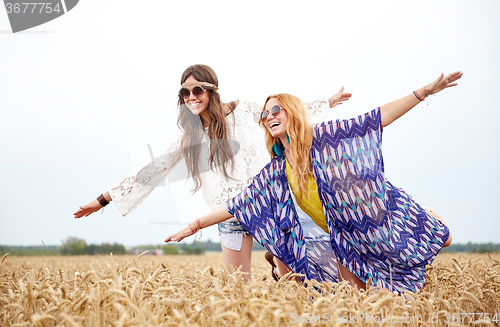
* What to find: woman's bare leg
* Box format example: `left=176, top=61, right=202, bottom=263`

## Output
left=337, top=260, right=366, bottom=291
left=272, top=254, right=365, bottom=288
left=221, top=234, right=253, bottom=282
left=273, top=256, right=302, bottom=283
left=423, top=207, right=452, bottom=247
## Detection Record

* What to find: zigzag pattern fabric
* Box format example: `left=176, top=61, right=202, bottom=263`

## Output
left=226, top=108, right=450, bottom=293
left=293, top=192, right=339, bottom=281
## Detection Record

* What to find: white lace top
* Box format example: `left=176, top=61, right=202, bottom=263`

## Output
left=109, top=99, right=331, bottom=217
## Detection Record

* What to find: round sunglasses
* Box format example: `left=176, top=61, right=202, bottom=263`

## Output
left=179, top=85, right=207, bottom=100
left=260, top=104, right=283, bottom=122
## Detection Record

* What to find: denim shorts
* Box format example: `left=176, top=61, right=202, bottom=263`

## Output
left=218, top=220, right=249, bottom=234
left=218, top=220, right=250, bottom=251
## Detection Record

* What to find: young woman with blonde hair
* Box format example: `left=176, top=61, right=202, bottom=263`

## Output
left=166, top=71, right=461, bottom=293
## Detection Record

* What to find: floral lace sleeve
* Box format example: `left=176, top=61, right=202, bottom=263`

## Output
left=108, top=134, right=183, bottom=216
left=303, top=99, right=331, bottom=124
left=241, top=100, right=262, bottom=124
left=245, top=98, right=331, bottom=124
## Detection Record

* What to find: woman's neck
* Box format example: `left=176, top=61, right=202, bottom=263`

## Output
left=280, top=135, right=294, bottom=166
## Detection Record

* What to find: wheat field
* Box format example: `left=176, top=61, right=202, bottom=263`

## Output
left=0, top=252, right=499, bottom=326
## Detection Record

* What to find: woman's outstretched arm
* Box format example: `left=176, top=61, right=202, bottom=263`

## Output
left=73, top=133, right=184, bottom=219
left=164, top=204, right=233, bottom=243
left=380, top=71, right=462, bottom=127
left=74, top=192, right=112, bottom=218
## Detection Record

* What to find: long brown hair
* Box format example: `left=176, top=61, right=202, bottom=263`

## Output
left=177, top=64, right=236, bottom=193
left=260, top=94, right=314, bottom=198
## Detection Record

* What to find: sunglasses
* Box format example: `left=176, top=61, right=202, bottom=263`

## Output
left=260, top=105, right=283, bottom=122
left=179, top=85, right=207, bottom=100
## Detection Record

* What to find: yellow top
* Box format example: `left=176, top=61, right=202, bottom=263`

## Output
left=285, top=159, right=328, bottom=233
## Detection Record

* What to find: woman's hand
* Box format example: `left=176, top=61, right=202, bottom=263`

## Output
left=74, top=200, right=102, bottom=218
left=165, top=204, right=232, bottom=242
left=328, top=87, right=352, bottom=108
left=426, top=71, right=463, bottom=96
left=74, top=192, right=111, bottom=218
left=380, top=71, right=463, bottom=127
left=165, top=225, right=196, bottom=243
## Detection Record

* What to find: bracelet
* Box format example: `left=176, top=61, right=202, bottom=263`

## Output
left=97, top=194, right=109, bottom=207
left=413, top=90, right=424, bottom=102
left=189, top=219, right=203, bottom=242
left=424, top=85, right=429, bottom=98
left=196, top=219, right=203, bottom=239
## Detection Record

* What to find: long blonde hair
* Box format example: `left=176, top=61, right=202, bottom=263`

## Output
left=260, top=94, right=313, bottom=198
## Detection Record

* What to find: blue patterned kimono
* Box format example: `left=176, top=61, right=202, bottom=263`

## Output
left=226, top=108, right=450, bottom=293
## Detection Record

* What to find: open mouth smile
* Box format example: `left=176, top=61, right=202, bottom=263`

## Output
left=188, top=101, right=202, bottom=108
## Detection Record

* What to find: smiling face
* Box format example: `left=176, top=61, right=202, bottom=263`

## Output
left=263, top=97, right=288, bottom=139
left=182, top=75, right=210, bottom=115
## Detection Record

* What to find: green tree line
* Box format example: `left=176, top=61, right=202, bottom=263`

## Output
left=3, top=238, right=496, bottom=257
left=440, top=242, right=498, bottom=253
left=0, top=237, right=216, bottom=256
left=58, top=237, right=127, bottom=255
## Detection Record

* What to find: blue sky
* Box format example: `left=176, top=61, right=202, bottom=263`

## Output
left=1, top=0, right=499, bottom=246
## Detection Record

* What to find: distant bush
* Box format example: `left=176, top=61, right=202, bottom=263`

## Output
left=59, top=237, right=87, bottom=255
left=85, top=243, right=127, bottom=255
left=162, top=244, right=179, bottom=255
left=57, top=237, right=128, bottom=256
left=181, top=244, right=205, bottom=255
